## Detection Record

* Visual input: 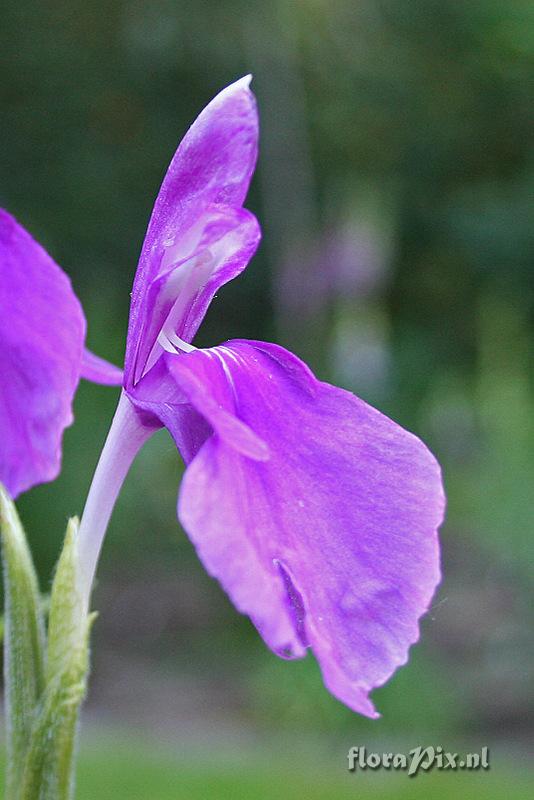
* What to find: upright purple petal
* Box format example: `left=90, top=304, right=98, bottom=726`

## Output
left=0, top=210, right=86, bottom=497
left=157, top=341, right=444, bottom=717
left=126, top=77, right=260, bottom=385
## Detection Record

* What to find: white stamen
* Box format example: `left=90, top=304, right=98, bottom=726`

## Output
left=157, top=329, right=197, bottom=354
left=165, top=329, right=197, bottom=353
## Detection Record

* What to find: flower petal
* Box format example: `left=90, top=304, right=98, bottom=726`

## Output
left=171, top=340, right=444, bottom=717
left=126, top=77, right=259, bottom=385
left=81, top=348, right=123, bottom=386
left=0, top=210, right=86, bottom=497
left=129, top=206, right=260, bottom=386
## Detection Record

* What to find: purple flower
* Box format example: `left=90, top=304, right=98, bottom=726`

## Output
left=77, top=77, right=443, bottom=718
left=0, top=211, right=122, bottom=498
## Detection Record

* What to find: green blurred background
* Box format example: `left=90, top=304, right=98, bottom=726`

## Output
left=1, top=1, right=533, bottom=797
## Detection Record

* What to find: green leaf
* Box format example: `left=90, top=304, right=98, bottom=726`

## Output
left=0, top=484, right=46, bottom=800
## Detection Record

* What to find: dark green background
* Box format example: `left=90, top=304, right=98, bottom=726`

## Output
left=1, top=1, right=533, bottom=797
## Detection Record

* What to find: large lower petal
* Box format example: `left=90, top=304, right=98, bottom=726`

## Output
left=170, top=340, right=444, bottom=717
left=0, top=210, right=86, bottom=497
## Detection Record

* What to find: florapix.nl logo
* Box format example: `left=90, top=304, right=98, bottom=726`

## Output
left=347, top=746, right=490, bottom=777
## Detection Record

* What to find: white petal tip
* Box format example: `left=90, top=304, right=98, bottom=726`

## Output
left=218, top=75, right=253, bottom=101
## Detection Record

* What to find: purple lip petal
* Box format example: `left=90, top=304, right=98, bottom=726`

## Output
left=164, top=340, right=445, bottom=718
left=125, top=76, right=259, bottom=386
left=178, top=433, right=309, bottom=661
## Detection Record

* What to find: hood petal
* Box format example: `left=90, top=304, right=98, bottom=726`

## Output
left=125, top=77, right=259, bottom=385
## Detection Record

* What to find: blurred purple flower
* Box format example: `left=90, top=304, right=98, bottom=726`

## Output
left=280, top=218, right=390, bottom=318
left=0, top=211, right=122, bottom=497
left=58, top=77, right=443, bottom=717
